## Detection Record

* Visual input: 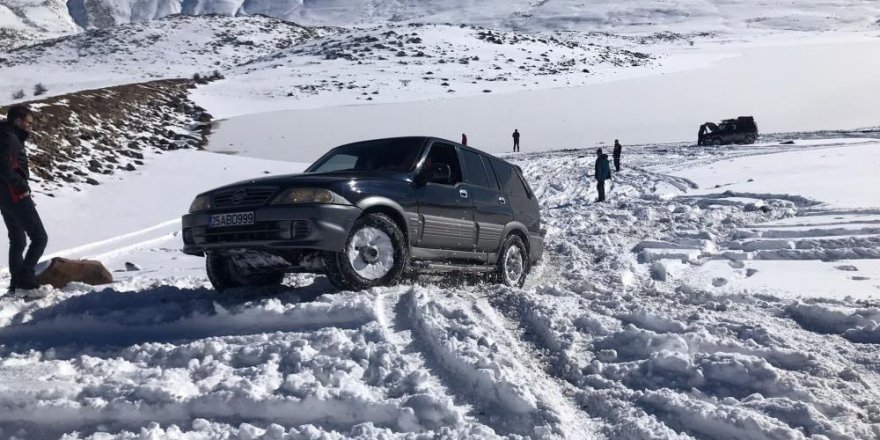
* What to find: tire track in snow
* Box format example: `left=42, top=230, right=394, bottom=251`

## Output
left=486, top=287, right=693, bottom=440
left=469, top=292, right=601, bottom=439
left=372, top=288, right=476, bottom=433
left=396, top=285, right=598, bottom=438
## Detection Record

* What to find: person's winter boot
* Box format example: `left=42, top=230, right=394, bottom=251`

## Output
left=15, top=269, right=40, bottom=290
left=17, top=278, right=39, bottom=290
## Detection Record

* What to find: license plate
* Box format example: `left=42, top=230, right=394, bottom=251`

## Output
left=210, top=212, right=255, bottom=228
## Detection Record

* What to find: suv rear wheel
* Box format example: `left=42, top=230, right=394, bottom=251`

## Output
left=324, top=213, right=408, bottom=291
left=206, top=252, right=284, bottom=292
left=494, top=234, right=530, bottom=288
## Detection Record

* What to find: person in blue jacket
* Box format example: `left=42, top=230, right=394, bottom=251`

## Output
left=594, top=148, right=612, bottom=202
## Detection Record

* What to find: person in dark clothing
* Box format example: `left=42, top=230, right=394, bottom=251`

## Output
left=612, top=139, right=622, bottom=172
left=512, top=129, right=520, bottom=152
left=461, top=133, right=468, bottom=146
left=594, top=148, right=612, bottom=202
left=0, top=105, right=47, bottom=292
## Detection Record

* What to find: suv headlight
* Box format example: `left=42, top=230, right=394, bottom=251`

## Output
left=271, top=188, right=350, bottom=205
left=189, top=195, right=212, bottom=213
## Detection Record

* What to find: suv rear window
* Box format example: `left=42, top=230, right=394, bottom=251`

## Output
left=461, top=149, right=490, bottom=188
left=490, top=159, right=530, bottom=199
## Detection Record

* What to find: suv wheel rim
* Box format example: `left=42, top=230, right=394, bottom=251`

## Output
left=504, top=245, right=524, bottom=285
left=347, top=226, right=394, bottom=280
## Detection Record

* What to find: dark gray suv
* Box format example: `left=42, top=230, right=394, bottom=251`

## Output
left=182, top=137, right=543, bottom=291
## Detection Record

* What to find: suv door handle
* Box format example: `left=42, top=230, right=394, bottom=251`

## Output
left=498, top=196, right=507, bottom=205
left=459, top=189, right=469, bottom=198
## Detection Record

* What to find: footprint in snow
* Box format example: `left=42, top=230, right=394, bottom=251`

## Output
left=712, top=278, right=728, bottom=287
left=850, top=276, right=870, bottom=281
left=835, top=265, right=859, bottom=272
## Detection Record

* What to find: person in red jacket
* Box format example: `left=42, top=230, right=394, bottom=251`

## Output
left=0, top=105, right=47, bottom=292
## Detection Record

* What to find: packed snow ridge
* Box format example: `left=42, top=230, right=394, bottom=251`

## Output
left=1, top=138, right=879, bottom=439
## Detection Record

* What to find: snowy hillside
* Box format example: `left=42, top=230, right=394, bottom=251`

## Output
left=3, top=0, right=879, bottom=40
left=192, top=23, right=662, bottom=116
left=0, top=0, right=77, bottom=48
left=0, top=14, right=325, bottom=102
left=0, top=79, right=211, bottom=193
left=1, top=136, right=879, bottom=438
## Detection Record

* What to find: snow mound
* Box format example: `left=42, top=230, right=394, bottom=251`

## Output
left=786, top=302, right=880, bottom=343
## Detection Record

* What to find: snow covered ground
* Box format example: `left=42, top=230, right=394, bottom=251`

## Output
left=661, top=139, right=880, bottom=301
left=3, top=2, right=880, bottom=438
left=1, top=135, right=879, bottom=439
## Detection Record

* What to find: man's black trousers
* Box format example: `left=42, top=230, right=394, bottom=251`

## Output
left=1, top=197, right=47, bottom=286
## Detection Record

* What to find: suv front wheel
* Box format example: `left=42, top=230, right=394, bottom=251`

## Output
left=495, top=234, right=530, bottom=288
left=324, top=213, right=409, bottom=291
left=206, top=252, right=285, bottom=292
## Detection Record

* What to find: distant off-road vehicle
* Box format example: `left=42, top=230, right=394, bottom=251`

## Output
left=698, top=116, right=758, bottom=145
left=182, top=137, right=544, bottom=292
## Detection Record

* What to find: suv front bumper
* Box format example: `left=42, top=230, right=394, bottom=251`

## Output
left=181, top=204, right=362, bottom=256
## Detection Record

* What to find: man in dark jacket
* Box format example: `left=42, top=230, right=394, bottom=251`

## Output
left=612, top=139, right=622, bottom=172
left=512, top=129, right=520, bottom=152
left=594, top=148, right=612, bottom=202
left=0, top=105, right=47, bottom=292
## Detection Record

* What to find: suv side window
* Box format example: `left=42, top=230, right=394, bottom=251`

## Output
left=461, top=149, right=490, bottom=188
left=422, top=142, right=463, bottom=185
left=491, top=158, right=530, bottom=199
left=316, top=154, right=358, bottom=172
left=481, top=155, right=500, bottom=190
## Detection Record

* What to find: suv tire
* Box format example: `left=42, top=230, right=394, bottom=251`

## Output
left=744, top=134, right=757, bottom=144
left=324, top=213, right=409, bottom=291
left=206, top=252, right=284, bottom=291
left=494, top=234, right=530, bottom=288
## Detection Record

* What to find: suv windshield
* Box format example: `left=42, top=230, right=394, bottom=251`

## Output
left=308, top=138, right=424, bottom=173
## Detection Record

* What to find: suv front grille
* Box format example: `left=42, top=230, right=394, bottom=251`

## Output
left=292, top=220, right=311, bottom=239
left=201, top=222, right=289, bottom=244
left=213, top=186, right=278, bottom=208
left=194, top=220, right=312, bottom=245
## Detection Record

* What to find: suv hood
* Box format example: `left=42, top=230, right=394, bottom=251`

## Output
left=205, top=170, right=412, bottom=194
